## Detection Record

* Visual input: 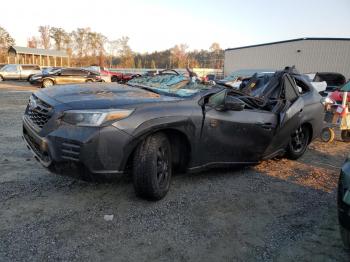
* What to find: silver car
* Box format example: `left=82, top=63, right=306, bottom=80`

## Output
left=0, top=64, right=41, bottom=81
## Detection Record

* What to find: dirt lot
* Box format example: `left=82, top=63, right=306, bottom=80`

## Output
left=0, top=81, right=349, bottom=261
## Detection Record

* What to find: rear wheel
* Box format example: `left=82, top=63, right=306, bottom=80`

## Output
left=42, top=79, right=54, bottom=88
left=286, top=125, right=310, bottom=160
left=321, top=127, right=335, bottom=143
left=111, top=76, right=118, bottom=82
left=132, top=133, right=172, bottom=200
left=86, top=79, right=93, bottom=83
left=341, top=130, right=350, bottom=142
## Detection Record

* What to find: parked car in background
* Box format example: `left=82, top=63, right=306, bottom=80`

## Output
left=304, top=72, right=346, bottom=96
left=338, top=155, right=350, bottom=249
left=29, top=68, right=103, bottom=88
left=22, top=67, right=323, bottom=200
left=0, top=64, right=41, bottom=81
left=87, top=66, right=138, bottom=83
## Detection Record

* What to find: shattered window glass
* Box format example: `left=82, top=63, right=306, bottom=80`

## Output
left=128, top=74, right=214, bottom=97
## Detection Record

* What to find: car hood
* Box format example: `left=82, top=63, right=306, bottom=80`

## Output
left=39, top=83, right=182, bottom=109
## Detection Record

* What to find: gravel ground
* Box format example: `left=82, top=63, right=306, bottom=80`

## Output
left=0, top=81, right=349, bottom=262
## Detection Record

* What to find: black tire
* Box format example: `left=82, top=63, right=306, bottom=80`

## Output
left=42, top=79, right=54, bottom=88
left=0, top=75, right=3, bottom=81
left=341, top=130, right=350, bottom=142
left=321, top=127, right=335, bottom=143
left=338, top=175, right=350, bottom=249
left=27, top=75, right=34, bottom=81
left=132, top=132, right=172, bottom=200
left=86, top=79, right=93, bottom=83
left=286, top=125, right=310, bottom=160
left=340, top=226, right=350, bottom=249
left=111, top=76, right=118, bottom=82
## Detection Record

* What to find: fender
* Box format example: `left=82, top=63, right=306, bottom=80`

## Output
left=117, top=116, right=195, bottom=170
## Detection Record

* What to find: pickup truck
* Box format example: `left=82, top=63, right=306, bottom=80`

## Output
left=0, top=64, right=41, bottom=81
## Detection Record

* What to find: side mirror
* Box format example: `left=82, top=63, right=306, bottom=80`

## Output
left=223, top=96, right=245, bottom=111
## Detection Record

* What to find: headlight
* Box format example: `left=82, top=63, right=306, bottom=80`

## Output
left=62, top=109, right=134, bottom=126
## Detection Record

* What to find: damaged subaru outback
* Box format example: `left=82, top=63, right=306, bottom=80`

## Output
left=22, top=67, right=323, bottom=200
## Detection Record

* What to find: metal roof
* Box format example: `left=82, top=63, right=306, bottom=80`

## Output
left=225, top=37, right=350, bottom=52
left=8, top=46, right=68, bottom=57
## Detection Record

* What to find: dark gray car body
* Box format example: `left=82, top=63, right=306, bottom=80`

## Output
left=22, top=71, right=324, bottom=176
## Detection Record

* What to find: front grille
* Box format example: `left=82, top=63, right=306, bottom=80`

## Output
left=61, top=142, right=81, bottom=161
left=26, top=94, right=52, bottom=129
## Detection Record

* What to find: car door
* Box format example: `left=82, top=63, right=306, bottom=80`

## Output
left=3, top=65, right=20, bottom=79
left=198, top=90, right=278, bottom=164
left=55, top=69, right=73, bottom=84
left=58, top=69, right=86, bottom=84
left=70, top=69, right=89, bottom=83
left=262, top=74, right=304, bottom=157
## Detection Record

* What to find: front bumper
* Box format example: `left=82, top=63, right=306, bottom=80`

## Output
left=23, top=116, right=133, bottom=175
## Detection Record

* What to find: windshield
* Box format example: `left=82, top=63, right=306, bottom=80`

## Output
left=127, top=74, right=214, bottom=97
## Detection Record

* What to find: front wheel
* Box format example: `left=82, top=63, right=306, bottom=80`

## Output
left=42, top=79, right=54, bottom=88
left=286, top=125, right=310, bottom=160
left=132, top=132, right=172, bottom=200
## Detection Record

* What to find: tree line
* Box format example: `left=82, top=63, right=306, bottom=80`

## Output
left=0, top=25, right=224, bottom=69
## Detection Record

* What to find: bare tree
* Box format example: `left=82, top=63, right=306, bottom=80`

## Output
left=170, top=44, right=188, bottom=68
left=50, top=27, right=68, bottom=50
left=38, top=25, right=51, bottom=49
left=71, top=28, right=90, bottom=65
left=107, top=40, right=119, bottom=67
left=116, top=36, right=134, bottom=68
left=27, top=36, right=39, bottom=48
left=0, top=26, right=15, bottom=62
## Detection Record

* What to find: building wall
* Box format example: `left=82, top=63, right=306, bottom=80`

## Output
left=224, top=40, right=350, bottom=79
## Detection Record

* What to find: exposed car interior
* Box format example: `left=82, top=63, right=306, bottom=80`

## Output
left=208, top=67, right=310, bottom=116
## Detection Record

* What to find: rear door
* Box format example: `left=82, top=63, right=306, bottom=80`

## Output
left=263, top=74, right=304, bottom=157
left=57, top=69, right=86, bottom=84
left=72, top=69, right=89, bottom=83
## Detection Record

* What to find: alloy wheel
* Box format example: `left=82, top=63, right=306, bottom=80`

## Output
left=290, top=127, right=307, bottom=153
left=156, top=146, right=170, bottom=188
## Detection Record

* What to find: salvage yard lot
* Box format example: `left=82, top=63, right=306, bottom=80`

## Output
left=0, top=81, right=349, bottom=261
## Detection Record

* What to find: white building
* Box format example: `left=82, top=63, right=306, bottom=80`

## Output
left=224, top=38, right=350, bottom=79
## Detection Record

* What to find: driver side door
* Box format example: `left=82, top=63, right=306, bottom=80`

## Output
left=198, top=90, right=278, bottom=164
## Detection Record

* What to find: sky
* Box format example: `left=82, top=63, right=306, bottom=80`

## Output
left=1, top=0, right=349, bottom=53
